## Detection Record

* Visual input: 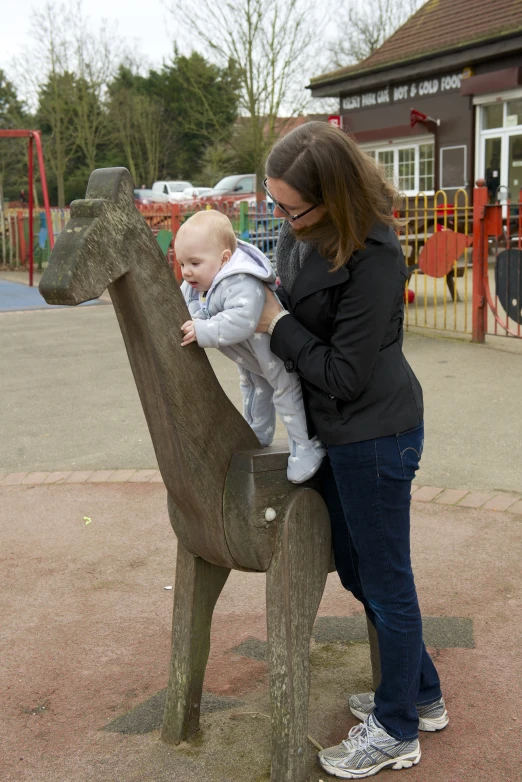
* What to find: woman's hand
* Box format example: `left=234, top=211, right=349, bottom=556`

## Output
left=256, top=286, right=283, bottom=332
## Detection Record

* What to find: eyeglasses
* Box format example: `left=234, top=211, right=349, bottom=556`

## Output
left=262, top=178, right=320, bottom=221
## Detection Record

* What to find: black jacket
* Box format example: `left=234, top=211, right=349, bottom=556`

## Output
left=270, top=223, right=423, bottom=445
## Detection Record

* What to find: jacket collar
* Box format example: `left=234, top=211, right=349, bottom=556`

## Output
left=290, top=248, right=350, bottom=306
left=288, top=222, right=391, bottom=305
left=367, top=221, right=392, bottom=244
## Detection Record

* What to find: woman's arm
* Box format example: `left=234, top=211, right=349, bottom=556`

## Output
left=269, top=243, right=405, bottom=402
left=256, top=281, right=293, bottom=332
left=256, top=287, right=283, bottom=331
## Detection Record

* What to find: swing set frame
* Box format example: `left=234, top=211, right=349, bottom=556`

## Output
left=0, top=129, right=54, bottom=286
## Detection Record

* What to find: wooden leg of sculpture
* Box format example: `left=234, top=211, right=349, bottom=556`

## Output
left=161, top=541, right=230, bottom=744
left=266, top=489, right=331, bottom=782
left=366, top=615, right=382, bottom=691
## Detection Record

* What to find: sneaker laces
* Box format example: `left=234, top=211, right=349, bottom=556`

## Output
left=342, top=721, right=371, bottom=752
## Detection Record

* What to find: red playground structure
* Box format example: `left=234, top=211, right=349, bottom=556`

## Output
left=0, top=129, right=54, bottom=286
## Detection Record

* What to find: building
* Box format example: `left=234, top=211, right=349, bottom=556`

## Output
left=310, top=0, right=522, bottom=202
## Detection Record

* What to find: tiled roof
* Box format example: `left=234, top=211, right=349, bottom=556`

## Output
left=312, top=0, right=522, bottom=85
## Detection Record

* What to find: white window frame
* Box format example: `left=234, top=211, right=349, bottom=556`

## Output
left=359, top=136, right=435, bottom=195
left=474, top=89, right=522, bottom=199
left=440, top=145, right=468, bottom=190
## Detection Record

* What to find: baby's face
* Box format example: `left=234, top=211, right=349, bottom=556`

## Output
left=176, top=227, right=229, bottom=293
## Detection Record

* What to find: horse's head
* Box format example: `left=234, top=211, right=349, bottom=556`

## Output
left=40, top=168, right=136, bottom=305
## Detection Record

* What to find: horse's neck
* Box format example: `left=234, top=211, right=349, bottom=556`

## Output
left=108, top=244, right=257, bottom=523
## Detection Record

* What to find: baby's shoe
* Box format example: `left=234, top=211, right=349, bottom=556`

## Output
left=287, top=437, right=326, bottom=483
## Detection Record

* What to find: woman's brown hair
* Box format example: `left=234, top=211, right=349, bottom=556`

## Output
left=266, top=121, right=401, bottom=270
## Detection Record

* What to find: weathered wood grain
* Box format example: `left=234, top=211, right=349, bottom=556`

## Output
left=266, top=489, right=331, bottom=782
left=366, top=616, right=382, bottom=691
left=223, top=443, right=323, bottom=573
left=39, top=167, right=258, bottom=568
left=161, top=541, right=230, bottom=744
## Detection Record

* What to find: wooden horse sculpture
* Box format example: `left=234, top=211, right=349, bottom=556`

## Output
left=39, top=168, right=380, bottom=781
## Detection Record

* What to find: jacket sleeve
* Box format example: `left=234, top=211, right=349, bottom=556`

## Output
left=180, top=281, right=203, bottom=319
left=270, top=242, right=404, bottom=402
left=275, top=285, right=291, bottom=311
left=194, top=276, right=265, bottom=349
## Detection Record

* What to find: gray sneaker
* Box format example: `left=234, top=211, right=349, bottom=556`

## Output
left=318, top=713, right=421, bottom=779
left=349, top=692, right=449, bottom=732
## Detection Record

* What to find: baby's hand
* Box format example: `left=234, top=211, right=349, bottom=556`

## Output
left=181, top=320, right=197, bottom=347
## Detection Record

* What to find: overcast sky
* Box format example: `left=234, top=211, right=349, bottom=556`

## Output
left=0, top=0, right=338, bottom=115
left=0, top=0, right=175, bottom=77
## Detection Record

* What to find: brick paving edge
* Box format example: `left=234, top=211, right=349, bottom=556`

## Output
left=0, top=471, right=521, bottom=517
left=0, top=469, right=162, bottom=486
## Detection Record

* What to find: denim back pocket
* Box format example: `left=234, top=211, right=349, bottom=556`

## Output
left=396, top=422, right=424, bottom=480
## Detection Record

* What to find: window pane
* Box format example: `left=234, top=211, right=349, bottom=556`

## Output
left=419, top=143, right=434, bottom=191
left=377, top=150, right=394, bottom=182
left=482, top=103, right=503, bottom=130
left=506, top=99, right=522, bottom=127
left=398, top=148, right=415, bottom=191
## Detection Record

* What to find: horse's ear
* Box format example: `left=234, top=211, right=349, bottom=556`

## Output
left=85, top=167, right=134, bottom=208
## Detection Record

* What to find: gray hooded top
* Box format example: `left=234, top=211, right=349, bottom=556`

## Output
left=181, top=240, right=277, bottom=349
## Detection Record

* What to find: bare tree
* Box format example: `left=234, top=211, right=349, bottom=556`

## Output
left=328, top=0, right=425, bottom=68
left=107, top=85, right=164, bottom=186
left=17, top=2, right=79, bottom=207
left=70, top=2, right=120, bottom=171
left=38, top=71, right=78, bottom=209
left=13, top=0, right=120, bottom=205
left=168, top=0, right=324, bottom=188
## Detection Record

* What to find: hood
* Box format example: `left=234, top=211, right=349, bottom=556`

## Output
left=214, top=240, right=276, bottom=287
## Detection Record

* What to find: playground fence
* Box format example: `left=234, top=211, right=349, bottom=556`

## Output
left=1, top=207, right=70, bottom=269
left=127, top=199, right=283, bottom=281
left=471, top=182, right=522, bottom=342
left=2, top=187, right=521, bottom=343
left=400, top=189, right=473, bottom=337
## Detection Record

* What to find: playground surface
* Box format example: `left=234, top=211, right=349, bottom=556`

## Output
left=0, top=279, right=106, bottom=311
left=1, top=296, right=521, bottom=494
left=1, top=277, right=521, bottom=782
left=2, top=479, right=521, bottom=782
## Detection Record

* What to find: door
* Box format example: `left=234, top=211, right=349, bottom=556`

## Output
left=484, top=137, right=502, bottom=203
left=508, top=134, right=522, bottom=202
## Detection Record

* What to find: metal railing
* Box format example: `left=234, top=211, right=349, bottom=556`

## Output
left=472, top=183, right=522, bottom=341
left=0, top=207, right=70, bottom=269
left=400, top=189, right=472, bottom=336
left=4, top=187, right=520, bottom=344
left=137, top=199, right=282, bottom=280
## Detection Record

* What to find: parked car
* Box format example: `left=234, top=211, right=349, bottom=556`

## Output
left=134, top=189, right=170, bottom=205
left=152, top=180, right=194, bottom=203
left=182, top=186, right=214, bottom=199
left=200, top=174, right=256, bottom=201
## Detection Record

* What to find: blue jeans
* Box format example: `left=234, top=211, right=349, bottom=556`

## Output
left=320, top=423, right=442, bottom=741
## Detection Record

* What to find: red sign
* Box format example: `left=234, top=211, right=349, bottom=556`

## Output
left=410, top=108, right=427, bottom=128
left=328, top=115, right=341, bottom=128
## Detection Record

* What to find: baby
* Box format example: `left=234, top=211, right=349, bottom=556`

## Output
left=177, top=209, right=325, bottom=483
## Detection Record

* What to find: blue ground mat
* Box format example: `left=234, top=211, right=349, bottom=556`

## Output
left=0, top=280, right=108, bottom=312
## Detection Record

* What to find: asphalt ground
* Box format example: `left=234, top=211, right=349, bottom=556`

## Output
left=1, top=288, right=521, bottom=494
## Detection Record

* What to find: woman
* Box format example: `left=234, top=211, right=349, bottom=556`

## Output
left=258, top=122, right=448, bottom=779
